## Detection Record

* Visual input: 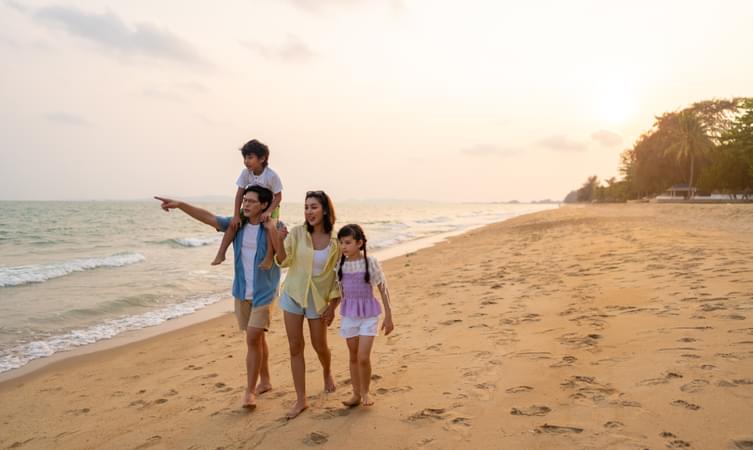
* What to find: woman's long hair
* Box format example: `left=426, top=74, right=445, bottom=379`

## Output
left=305, top=190, right=336, bottom=234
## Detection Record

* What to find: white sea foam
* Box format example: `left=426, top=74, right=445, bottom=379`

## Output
left=172, top=236, right=221, bottom=247
left=0, top=293, right=224, bottom=373
left=0, top=252, right=146, bottom=288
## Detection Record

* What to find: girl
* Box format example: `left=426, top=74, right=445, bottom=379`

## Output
left=336, top=224, right=394, bottom=407
left=267, top=190, right=341, bottom=419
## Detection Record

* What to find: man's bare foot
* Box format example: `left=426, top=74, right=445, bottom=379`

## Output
left=211, top=255, right=225, bottom=266
left=255, top=382, right=272, bottom=395
left=361, top=393, right=374, bottom=406
left=241, top=389, right=256, bottom=410
left=342, top=395, right=361, bottom=408
left=258, top=258, right=273, bottom=271
left=324, top=374, right=336, bottom=393
left=285, top=401, right=308, bottom=419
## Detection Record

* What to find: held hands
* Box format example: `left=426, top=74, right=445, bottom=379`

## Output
left=154, top=196, right=180, bottom=211
left=381, top=315, right=394, bottom=335
left=322, top=299, right=340, bottom=327
left=259, top=210, right=272, bottom=223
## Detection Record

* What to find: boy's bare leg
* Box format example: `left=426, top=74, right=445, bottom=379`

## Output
left=212, top=226, right=236, bottom=265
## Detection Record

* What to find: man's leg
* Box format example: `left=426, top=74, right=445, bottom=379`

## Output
left=244, top=326, right=265, bottom=409
left=256, top=332, right=272, bottom=394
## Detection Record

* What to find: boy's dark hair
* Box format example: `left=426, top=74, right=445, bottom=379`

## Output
left=305, top=190, right=336, bottom=234
left=337, top=224, right=370, bottom=284
left=244, top=184, right=273, bottom=212
left=240, top=139, right=270, bottom=167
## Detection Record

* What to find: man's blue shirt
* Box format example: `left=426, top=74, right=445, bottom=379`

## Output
left=216, top=217, right=281, bottom=306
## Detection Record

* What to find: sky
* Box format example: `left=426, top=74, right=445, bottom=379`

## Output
left=1, top=0, right=752, bottom=202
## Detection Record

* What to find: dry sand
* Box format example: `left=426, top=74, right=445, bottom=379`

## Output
left=2, top=204, right=753, bottom=449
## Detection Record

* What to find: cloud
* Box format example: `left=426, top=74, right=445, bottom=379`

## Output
left=240, top=35, right=316, bottom=63
left=142, top=88, right=185, bottom=103
left=286, top=0, right=367, bottom=13
left=45, top=111, right=92, bottom=126
left=537, top=135, right=587, bottom=152
left=33, top=5, right=205, bottom=66
left=2, top=0, right=28, bottom=13
left=590, top=129, right=622, bottom=147
left=460, top=144, right=522, bottom=157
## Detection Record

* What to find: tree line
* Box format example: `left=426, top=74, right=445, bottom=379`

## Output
left=566, top=97, right=753, bottom=202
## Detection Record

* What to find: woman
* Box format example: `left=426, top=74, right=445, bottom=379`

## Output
left=268, top=190, right=341, bottom=419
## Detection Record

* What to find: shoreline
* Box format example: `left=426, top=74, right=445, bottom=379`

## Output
left=0, top=207, right=554, bottom=385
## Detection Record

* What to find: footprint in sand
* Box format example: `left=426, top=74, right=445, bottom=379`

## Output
left=671, top=400, right=700, bottom=410
left=535, top=424, right=583, bottom=434
left=603, top=421, right=623, bottom=429
left=680, top=379, right=709, bottom=393
left=406, top=408, right=447, bottom=422
left=505, top=385, right=533, bottom=394
left=733, top=439, right=753, bottom=449
left=65, top=408, right=91, bottom=415
left=550, top=356, right=577, bottom=368
left=134, top=435, right=162, bottom=450
left=303, top=432, right=329, bottom=446
left=510, top=405, right=551, bottom=416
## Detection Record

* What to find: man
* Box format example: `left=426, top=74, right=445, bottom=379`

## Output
left=155, top=185, right=281, bottom=409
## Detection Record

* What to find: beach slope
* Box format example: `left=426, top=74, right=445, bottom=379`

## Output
left=2, top=204, right=753, bottom=449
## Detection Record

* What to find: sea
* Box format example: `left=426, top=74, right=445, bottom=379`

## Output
left=0, top=200, right=556, bottom=375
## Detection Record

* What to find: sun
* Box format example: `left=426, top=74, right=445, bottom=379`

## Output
left=595, top=81, right=637, bottom=124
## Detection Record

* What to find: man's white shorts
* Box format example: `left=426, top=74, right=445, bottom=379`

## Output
left=339, top=315, right=379, bottom=338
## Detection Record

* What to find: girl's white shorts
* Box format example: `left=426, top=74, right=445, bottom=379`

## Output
left=340, top=315, right=379, bottom=338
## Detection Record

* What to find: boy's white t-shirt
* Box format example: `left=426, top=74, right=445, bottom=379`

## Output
left=240, top=223, right=260, bottom=300
left=236, top=167, right=283, bottom=194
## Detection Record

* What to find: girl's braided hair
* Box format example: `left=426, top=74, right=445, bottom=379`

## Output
left=337, top=224, right=370, bottom=284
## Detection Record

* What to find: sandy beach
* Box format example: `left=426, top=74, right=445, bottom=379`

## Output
left=2, top=204, right=752, bottom=450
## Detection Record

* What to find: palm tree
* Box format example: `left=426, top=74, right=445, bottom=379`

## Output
left=663, top=110, right=715, bottom=198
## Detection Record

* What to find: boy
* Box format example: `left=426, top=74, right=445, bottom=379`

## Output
left=212, top=139, right=283, bottom=269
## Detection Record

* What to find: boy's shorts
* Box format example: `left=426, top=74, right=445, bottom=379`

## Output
left=340, top=315, right=379, bottom=338
left=235, top=299, right=271, bottom=331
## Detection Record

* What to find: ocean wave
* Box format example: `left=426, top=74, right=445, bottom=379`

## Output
left=0, top=293, right=224, bottom=373
left=168, top=235, right=221, bottom=247
left=0, top=252, right=145, bottom=288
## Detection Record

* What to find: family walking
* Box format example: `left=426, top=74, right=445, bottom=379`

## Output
left=154, top=139, right=394, bottom=419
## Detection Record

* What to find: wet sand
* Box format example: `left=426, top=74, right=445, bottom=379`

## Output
left=1, top=204, right=752, bottom=449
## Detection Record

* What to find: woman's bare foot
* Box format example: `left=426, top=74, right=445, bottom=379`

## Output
left=324, top=374, right=336, bottom=393
left=255, top=382, right=272, bottom=395
left=342, top=394, right=361, bottom=408
left=241, top=389, right=256, bottom=410
left=285, top=400, right=308, bottom=419
left=211, top=255, right=225, bottom=266
left=361, top=393, right=374, bottom=406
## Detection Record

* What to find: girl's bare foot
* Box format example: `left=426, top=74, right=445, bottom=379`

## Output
left=342, top=395, right=361, bottom=407
left=286, top=401, right=308, bottom=419
left=324, top=374, right=336, bottom=393
left=241, top=389, right=256, bottom=410
left=255, top=382, right=272, bottom=395
left=361, top=393, right=374, bottom=406
left=211, top=255, right=225, bottom=266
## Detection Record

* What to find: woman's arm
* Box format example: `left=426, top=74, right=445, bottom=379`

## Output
left=265, top=220, right=291, bottom=266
